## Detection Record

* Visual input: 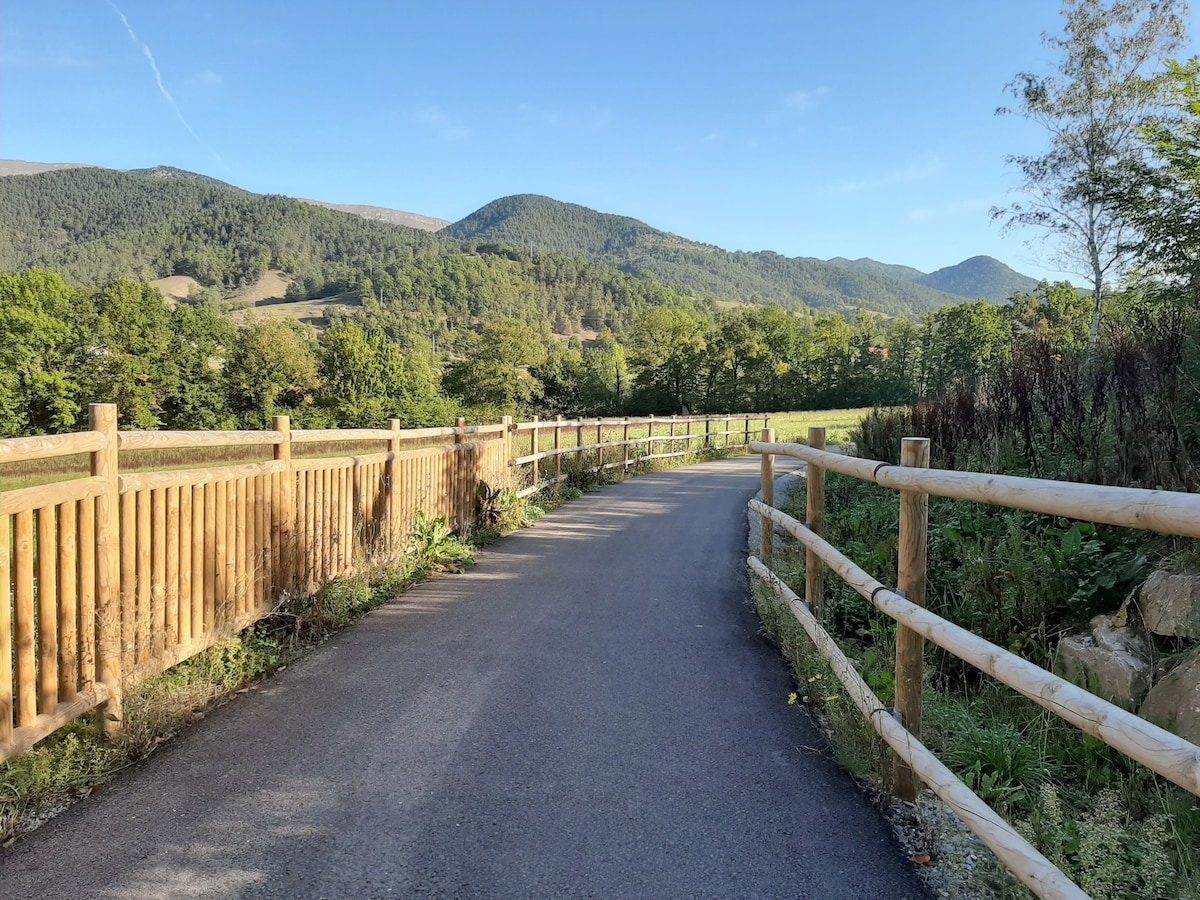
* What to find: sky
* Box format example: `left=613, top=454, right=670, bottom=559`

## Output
left=3, top=1, right=1196, bottom=284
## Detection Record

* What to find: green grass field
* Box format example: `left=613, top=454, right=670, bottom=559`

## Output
left=762, top=408, right=876, bottom=446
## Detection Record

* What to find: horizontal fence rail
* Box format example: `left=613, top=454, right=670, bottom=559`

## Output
left=750, top=429, right=1200, bottom=900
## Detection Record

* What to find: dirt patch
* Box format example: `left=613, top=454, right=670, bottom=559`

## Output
left=151, top=275, right=203, bottom=302
left=232, top=270, right=291, bottom=304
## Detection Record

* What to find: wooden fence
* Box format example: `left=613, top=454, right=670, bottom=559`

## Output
left=0, top=406, right=509, bottom=761
left=750, top=427, right=1200, bottom=900
left=1, top=408, right=764, bottom=762
left=509, top=413, right=766, bottom=496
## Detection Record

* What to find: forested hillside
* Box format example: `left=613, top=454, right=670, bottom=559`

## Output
left=445, top=194, right=974, bottom=314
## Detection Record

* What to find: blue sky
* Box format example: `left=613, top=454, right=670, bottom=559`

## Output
left=3, top=2, right=1195, bottom=283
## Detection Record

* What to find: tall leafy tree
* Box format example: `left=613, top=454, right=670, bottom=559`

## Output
left=994, top=0, right=1186, bottom=346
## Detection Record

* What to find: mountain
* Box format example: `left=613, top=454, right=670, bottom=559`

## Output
left=446, top=194, right=966, bottom=315
left=915, top=255, right=1041, bottom=303
left=0, top=159, right=444, bottom=237
left=823, top=256, right=925, bottom=283
left=0, top=165, right=441, bottom=289
left=299, top=199, right=449, bottom=232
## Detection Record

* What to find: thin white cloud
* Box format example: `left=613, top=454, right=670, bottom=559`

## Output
left=825, top=159, right=942, bottom=196
left=413, top=105, right=470, bottom=141
left=783, top=87, right=829, bottom=111
left=110, top=3, right=197, bottom=138
left=198, top=69, right=223, bottom=88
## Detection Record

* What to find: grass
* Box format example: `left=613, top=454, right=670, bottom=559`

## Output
left=760, top=408, right=878, bottom=446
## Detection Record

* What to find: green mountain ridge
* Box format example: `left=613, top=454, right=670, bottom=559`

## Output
left=0, top=163, right=1045, bottom=319
left=446, top=194, right=1031, bottom=315
left=915, top=255, right=1041, bottom=303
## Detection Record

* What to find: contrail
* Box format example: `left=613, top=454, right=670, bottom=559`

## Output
left=110, top=3, right=197, bottom=139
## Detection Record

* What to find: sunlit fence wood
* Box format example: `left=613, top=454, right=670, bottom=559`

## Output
left=0, top=405, right=509, bottom=761
left=749, top=435, right=1200, bottom=900
left=510, top=414, right=767, bottom=498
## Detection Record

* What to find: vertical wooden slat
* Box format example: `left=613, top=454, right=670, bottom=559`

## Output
left=165, top=486, right=180, bottom=650
left=760, top=428, right=775, bottom=562
left=296, top=470, right=309, bottom=592
left=806, top=427, right=827, bottom=616
left=272, top=417, right=294, bottom=599
left=214, top=480, right=227, bottom=628
left=224, top=478, right=236, bottom=622
left=120, top=491, right=136, bottom=670
left=37, top=506, right=58, bottom=713
left=253, top=474, right=265, bottom=613
left=263, top=474, right=275, bottom=603
left=203, top=483, right=216, bottom=639
left=622, top=419, right=629, bottom=476
left=57, top=501, right=78, bottom=702
left=91, top=403, right=122, bottom=729
left=150, top=488, right=166, bottom=658
left=136, top=490, right=152, bottom=665
left=236, top=477, right=248, bottom=615
left=14, top=511, right=35, bottom=727
left=192, top=484, right=206, bottom=639
left=314, top=468, right=326, bottom=589
left=0, top=498, right=11, bottom=744
left=387, top=420, right=401, bottom=554
left=894, top=437, right=931, bottom=802
left=78, top=499, right=96, bottom=692
left=178, top=484, right=192, bottom=645
left=555, top=416, right=563, bottom=484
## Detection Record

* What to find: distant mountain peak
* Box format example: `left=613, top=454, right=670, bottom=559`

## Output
left=915, top=255, right=1039, bottom=303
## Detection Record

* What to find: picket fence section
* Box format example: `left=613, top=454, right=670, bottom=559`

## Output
left=0, top=406, right=509, bottom=760
left=750, top=428, right=1200, bottom=900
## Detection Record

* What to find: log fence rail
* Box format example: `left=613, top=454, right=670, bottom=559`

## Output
left=750, top=430, right=1200, bottom=900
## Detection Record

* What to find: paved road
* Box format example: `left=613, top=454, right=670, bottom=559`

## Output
left=2, top=456, right=928, bottom=899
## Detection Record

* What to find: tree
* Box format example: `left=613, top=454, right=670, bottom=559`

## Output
left=994, top=0, right=1186, bottom=347
left=1110, top=59, right=1200, bottom=306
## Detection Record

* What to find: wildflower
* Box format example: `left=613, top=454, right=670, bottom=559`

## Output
left=787, top=692, right=798, bottom=705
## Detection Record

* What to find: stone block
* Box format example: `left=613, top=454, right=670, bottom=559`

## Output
left=1141, top=571, right=1200, bottom=639
left=1138, top=646, right=1200, bottom=746
left=1054, top=615, right=1152, bottom=711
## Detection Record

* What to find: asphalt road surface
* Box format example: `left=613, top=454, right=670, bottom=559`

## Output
left=2, top=456, right=928, bottom=899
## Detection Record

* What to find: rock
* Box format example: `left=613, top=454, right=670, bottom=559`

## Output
left=1140, top=571, right=1200, bottom=639
left=1054, top=614, right=1153, bottom=711
left=1138, top=646, right=1200, bottom=746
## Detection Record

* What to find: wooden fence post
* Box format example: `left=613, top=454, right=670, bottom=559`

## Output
left=502, top=415, right=514, bottom=484
left=387, top=419, right=401, bottom=553
left=646, top=415, right=654, bottom=462
left=894, top=436, right=931, bottom=802
left=743, top=415, right=750, bottom=448
left=454, top=417, right=467, bottom=531
left=554, top=415, right=563, bottom=484
left=91, top=403, right=123, bottom=733
left=760, top=427, right=775, bottom=562
left=575, top=419, right=584, bottom=474
left=530, top=416, right=540, bottom=487
left=806, top=427, right=826, bottom=616
left=622, top=418, right=630, bottom=477
left=272, top=416, right=295, bottom=595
